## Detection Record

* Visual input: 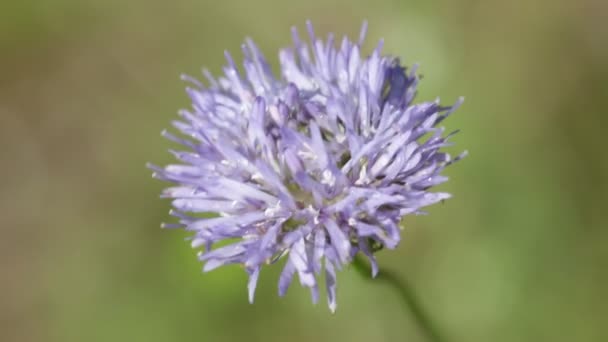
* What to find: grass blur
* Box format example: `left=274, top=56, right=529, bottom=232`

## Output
left=1, top=0, right=607, bottom=341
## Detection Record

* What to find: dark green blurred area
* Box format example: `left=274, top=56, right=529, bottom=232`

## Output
left=1, top=0, right=607, bottom=341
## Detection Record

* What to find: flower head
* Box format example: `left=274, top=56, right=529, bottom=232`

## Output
left=149, top=21, right=465, bottom=312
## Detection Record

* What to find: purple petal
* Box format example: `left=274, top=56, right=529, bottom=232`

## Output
left=325, top=259, right=337, bottom=313
left=358, top=238, right=378, bottom=277
left=312, top=229, right=326, bottom=273
left=278, top=259, right=296, bottom=297
left=247, top=267, right=260, bottom=303
left=289, top=238, right=316, bottom=288
left=324, top=219, right=351, bottom=265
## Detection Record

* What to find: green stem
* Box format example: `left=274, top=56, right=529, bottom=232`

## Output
left=353, top=255, right=445, bottom=342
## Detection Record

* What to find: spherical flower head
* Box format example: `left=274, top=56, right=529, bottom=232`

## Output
left=149, top=21, right=466, bottom=312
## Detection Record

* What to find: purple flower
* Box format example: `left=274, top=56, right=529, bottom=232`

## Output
left=149, top=21, right=465, bottom=312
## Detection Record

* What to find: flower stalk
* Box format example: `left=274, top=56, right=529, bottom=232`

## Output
left=353, top=255, right=445, bottom=342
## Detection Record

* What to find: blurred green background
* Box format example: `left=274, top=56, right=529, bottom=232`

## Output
left=2, top=0, right=607, bottom=341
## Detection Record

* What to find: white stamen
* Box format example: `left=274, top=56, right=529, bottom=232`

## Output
left=297, top=149, right=317, bottom=161
left=264, top=200, right=282, bottom=217
left=355, top=166, right=370, bottom=185
left=251, top=172, right=264, bottom=181
left=307, top=205, right=320, bottom=225
left=321, top=169, right=336, bottom=187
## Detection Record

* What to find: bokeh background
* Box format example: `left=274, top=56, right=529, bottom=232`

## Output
left=2, top=0, right=607, bottom=341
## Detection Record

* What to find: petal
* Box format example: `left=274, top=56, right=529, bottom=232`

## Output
left=358, top=21, right=368, bottom=46
left=189, top=212, right=265, bottom=231
left=202, top=256, right=241, bottom=272
left=325, top=259, right=337, bottom=313
left=278, top=259, right=296, bottom=297
left=312, top=229, right=326, bottom=273
left=358, top=238, right=378, bottom=278
left=260, top=222, right=282, bottom=251
left=199, top=241, right=251, bottom=261
left=324, top=219, right=351, bottom=265
left=247, top=267, right=261, bottom=303
left=172, top=199, right=239, bottom=213
left=212, top=178, right=278, bottom=205
left=310, top=284, right=320, bottom=305
left=289, top=238, right=316, bottom=288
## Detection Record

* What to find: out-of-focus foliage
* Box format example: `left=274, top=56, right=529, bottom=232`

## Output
left=1, top=1, right=606, bottom=341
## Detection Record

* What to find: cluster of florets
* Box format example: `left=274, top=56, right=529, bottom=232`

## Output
left=150, top=21, right=465, bottom=312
